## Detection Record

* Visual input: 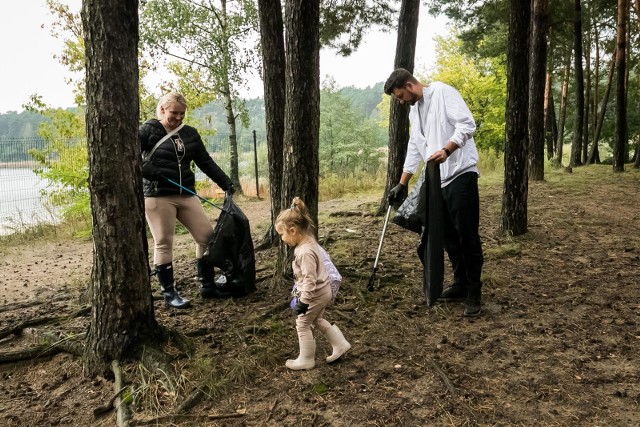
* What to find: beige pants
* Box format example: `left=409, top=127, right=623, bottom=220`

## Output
left=296, top=285, right=332, bottom=341
left=145, top=195, right=213, bottom=265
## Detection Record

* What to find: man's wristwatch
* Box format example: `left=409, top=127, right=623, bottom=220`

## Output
left=442, top=147, right=451, bottom=157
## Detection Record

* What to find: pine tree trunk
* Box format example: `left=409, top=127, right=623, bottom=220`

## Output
left=555, top=57, right=570, bottom=166
left=380, top=0, right=420, bottom=215
left=81, top=0, right=161, bottom=377
left=501, top=0, right=530, bottom=236
left=588, top=45, right=616, bottom=165
left=544, top=69, right=555, bottom=160
left=570, top=0, right=585, bottom=168
left=528, top=0, right=548, bottom=181
left=256, top=0, right=285, bottom=249
left=613, top=0, right=628, bottom=172
left=634, top=0, right=640, bottom=168
left=279, top=0, right=320, bottom=274
left=223, top=88, right=242, bottom=193
left=582, top=9, right=591, bottom=164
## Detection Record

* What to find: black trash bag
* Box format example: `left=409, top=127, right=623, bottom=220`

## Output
left=392, top=165, right=427, bottom=234
left=393, top=161, right=444, bottom=305
left=418, top=161, right=444, bottom=305
left=203, top=195, right=256, bottom=297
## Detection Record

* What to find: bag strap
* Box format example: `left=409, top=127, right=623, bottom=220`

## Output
left=144, top=123, right=185, bottom=161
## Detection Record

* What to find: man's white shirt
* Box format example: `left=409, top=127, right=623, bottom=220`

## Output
left=402, top=81, right=480, bottom=187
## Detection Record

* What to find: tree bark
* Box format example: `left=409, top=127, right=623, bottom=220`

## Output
left=279, top=0, right=321, bottom=274
left=223, top=87, right=242, bottom=193
left=569, top=0, right=585, bottom=168
left=588, top=45, right=616, bottom=165
left=555, top=55, right=571, bottom=166
left=380, top=0, right=420, bottom=215
left=81, top=0, right=161, bottom=376
left=613, top=0, right=629, bottom=172
left=501, top=0, right=530, bottom=236
left=634, top=0, right=640, bottom=168
left=582, top=8, right=591, bottom=164
left=543, top=69, right=555, bottom=160
left=256, top=0, right=286, bottom=249
left=528, top=0, right=548, bottom=181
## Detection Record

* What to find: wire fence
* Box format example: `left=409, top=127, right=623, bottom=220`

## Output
left=0, top=131, right=267, bottom=237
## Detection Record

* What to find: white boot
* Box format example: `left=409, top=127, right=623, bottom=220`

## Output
left=324, top=324, right=351, bottom=363
left=285, top=339, right=316, bottom=370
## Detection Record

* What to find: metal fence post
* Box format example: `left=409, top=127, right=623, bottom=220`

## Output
left=253, top=130, right=260, bottom=198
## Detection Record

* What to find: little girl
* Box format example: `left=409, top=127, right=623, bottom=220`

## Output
left=275, top=197, right=351, bottom=370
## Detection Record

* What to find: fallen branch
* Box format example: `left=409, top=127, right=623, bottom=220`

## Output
left=265, top=398, right=279, bottom=423
left=131, top=413, right=244, bottom=426
left=176, top=388, right=205, bottom=414
left=112, top=360, right=132, bottom=427
left=328, top=211, right=372, bottom=217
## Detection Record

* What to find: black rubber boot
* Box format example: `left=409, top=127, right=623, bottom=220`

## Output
left=197, top=258, right=231, bottom=299
left=155, top=263, right=192, bottom=309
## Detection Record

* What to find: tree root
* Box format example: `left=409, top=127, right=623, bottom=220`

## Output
left=112, top=360, right=132, bottom=427
left=0, top=331, right=85, bottom=363
left=131, top=413, right=244, bottom=426
left=252, top=301, right=290, bottom=322
left=163, top=326, right=196, bottom=358
left=330, top=309, right=358, bottom=325
left=0, top=345, right=61, bottom=363
left=93, top=385, right=127, bottom=416
left=0, top=306, right=90, bottom=340
left=0, top=294, right=70, bottom=314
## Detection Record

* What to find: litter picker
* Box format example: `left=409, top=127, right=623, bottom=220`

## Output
left=367, top=205, right=393, bottom=291
left=164, top=177, right=224, bottom=211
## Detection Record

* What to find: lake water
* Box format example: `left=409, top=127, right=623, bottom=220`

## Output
left=0, top=168, right=59, bottom=235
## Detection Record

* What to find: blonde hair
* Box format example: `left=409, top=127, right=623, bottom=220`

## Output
left=275, top=197, right=315, bottom=235
left=156, top=92, right=187, bottom=119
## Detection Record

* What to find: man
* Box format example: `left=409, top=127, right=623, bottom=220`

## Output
left=384, top=68, right=484, bottom=317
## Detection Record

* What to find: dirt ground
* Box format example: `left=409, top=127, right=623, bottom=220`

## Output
left=1, top=164, right=639, bottom=427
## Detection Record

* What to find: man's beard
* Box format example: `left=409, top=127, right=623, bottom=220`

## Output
left=408, top=92, right=420, bottom=106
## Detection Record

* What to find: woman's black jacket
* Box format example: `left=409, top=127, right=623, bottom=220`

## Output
left=139, top=119, right=233, bottom=197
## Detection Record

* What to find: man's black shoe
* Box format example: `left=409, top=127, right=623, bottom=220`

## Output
left=440, top=285, right=467, bottom=302
left=463, top=302, right=482, bottom=317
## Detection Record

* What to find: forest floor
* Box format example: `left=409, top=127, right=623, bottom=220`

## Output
left=0, top=164, right=639, bottom=427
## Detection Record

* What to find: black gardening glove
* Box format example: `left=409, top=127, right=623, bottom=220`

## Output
left=225, top=183, right=236, bottom=196
left=292, top=300, right=309, bottom=315
left=142, top=161, right=163, bottom=180
left=388, top=183, right=408, bottom=207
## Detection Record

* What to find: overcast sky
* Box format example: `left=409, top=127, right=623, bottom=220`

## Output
left=2, top=1, right=449, bottom=114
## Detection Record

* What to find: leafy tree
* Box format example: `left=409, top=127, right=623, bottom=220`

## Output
left=139, top=0, right=260, bottom=194
left=427, top=35, right=507, bottom=153
left=319, top=81, right=385, bottom=177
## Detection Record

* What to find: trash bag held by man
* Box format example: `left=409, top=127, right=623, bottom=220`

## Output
left=203, top=195, right=256, bottom=297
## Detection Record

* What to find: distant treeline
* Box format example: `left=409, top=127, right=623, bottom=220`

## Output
left=0, top=82, right=384, bottom=142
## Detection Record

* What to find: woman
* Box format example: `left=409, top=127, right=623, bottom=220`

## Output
left=140, top=92, right=235, bottom=309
